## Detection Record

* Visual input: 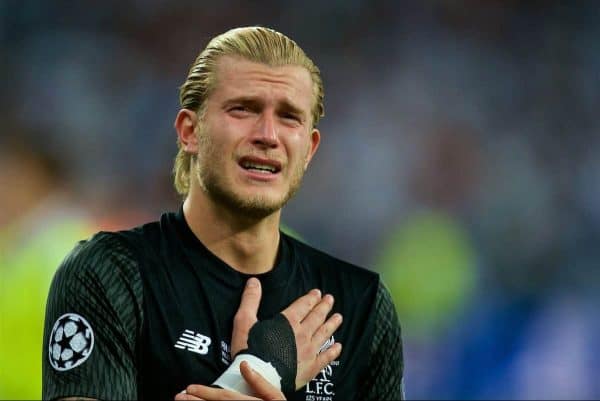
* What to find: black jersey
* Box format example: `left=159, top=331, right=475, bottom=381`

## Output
left=43, top=209, right=403, bottom=400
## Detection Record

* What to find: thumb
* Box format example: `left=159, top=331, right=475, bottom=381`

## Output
left=240, top=361, right=286, bottom=400
left=231, top=278, right=262, bottom=356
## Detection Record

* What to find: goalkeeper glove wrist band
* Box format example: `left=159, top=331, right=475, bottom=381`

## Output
left=213, top=313, right=297, bottom=393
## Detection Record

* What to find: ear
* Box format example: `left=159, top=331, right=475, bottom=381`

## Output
left=174, top=109, right=199, bottom=153
left=304, top=128, right=321, bottom=170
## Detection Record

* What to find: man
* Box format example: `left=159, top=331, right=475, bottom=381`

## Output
left=43, top=26, right=403, bottom=400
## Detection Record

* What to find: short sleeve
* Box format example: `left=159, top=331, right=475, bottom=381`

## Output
left=357, top=280, right=404, bottom=400
left=42, top=233, right=143, bottom=400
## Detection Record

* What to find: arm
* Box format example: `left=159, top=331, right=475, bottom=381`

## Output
left=357, top=281, right=404, bottom=401
left=43, top=234, right=142, bottom=400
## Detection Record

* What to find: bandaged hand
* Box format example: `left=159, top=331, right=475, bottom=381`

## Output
left=214, top=278, right=342, bottom=394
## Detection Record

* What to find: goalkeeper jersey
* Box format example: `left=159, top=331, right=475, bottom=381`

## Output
left=42, top=208, right=403, bottom=400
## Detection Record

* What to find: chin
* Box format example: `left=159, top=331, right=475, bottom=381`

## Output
left=239, top=193, right=288, bottom=217
left=220, top=196, right=281, bottom=219
left=212, top=187, right=289, bottom=219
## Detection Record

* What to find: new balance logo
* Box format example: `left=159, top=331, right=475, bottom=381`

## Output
left=174, top=330, right=212, bottom=355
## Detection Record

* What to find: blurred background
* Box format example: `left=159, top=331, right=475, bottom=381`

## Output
left=1, top=0, right=599, bottom=399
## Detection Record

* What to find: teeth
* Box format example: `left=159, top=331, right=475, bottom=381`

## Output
left=242, top=161, right=277, bottom=173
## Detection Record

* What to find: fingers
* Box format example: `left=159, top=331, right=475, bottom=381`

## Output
left=174, top=390, right=204, bottom=400
left=231, top=278, right=262, bottom=356
left=311, top=312, right=342, bottom=348
left=300, top=294, right=334, bottom=334
left=279, top=290, right=344, bottom=390
left=181, top=384, right=260, bottom=401
left=237, top=278, right=262, bottom=321
left=284, top=291, right=342, bottom=355
left=240, top=361, right=287, bottom=401
left=295, top=342, right=343, bottom=390
left=314, top=342, right=342, bottom=373
left=281, top=289, right=321, bottom=324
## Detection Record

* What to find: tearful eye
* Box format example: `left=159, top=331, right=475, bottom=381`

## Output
left=281, top=113, right=301, bottom=123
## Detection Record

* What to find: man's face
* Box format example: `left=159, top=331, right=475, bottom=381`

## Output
left=192, top=56, right=320, bottom=218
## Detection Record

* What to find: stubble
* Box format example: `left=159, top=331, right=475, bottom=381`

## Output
left=193, top=125, right=308, bottom=219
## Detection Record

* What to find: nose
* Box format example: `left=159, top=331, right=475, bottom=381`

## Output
left=252, top=112, right=280, bottom=148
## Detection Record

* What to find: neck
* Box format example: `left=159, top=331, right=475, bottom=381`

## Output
left=182, top=187, right=282, bottom=275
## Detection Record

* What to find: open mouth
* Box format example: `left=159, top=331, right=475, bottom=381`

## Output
left=239, top=156, right=282, bottom=175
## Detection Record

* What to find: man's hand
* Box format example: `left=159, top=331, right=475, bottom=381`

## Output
left=232, top=278, right=343, bottom=390
left=175, top=361, right=285, bottom=400
left=177, top=278, right=343, bottom=398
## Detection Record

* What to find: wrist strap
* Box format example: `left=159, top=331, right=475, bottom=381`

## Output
left=213, top=354, right=282, bottom=394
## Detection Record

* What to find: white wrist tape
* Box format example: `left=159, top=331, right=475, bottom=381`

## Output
left=213, top=354, right=282, bottom=394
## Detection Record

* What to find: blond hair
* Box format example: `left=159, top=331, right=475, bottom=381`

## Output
left=173, top=26, right=325, bottom=196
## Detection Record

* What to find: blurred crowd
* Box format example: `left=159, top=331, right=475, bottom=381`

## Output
left=1, top=1, right=599, bottom=399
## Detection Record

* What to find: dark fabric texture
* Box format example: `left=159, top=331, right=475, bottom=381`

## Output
left=357, top=282, right=405, bottom=401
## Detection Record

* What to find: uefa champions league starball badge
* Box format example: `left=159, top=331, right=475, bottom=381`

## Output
left=48, top=313, right=94, bottom=371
